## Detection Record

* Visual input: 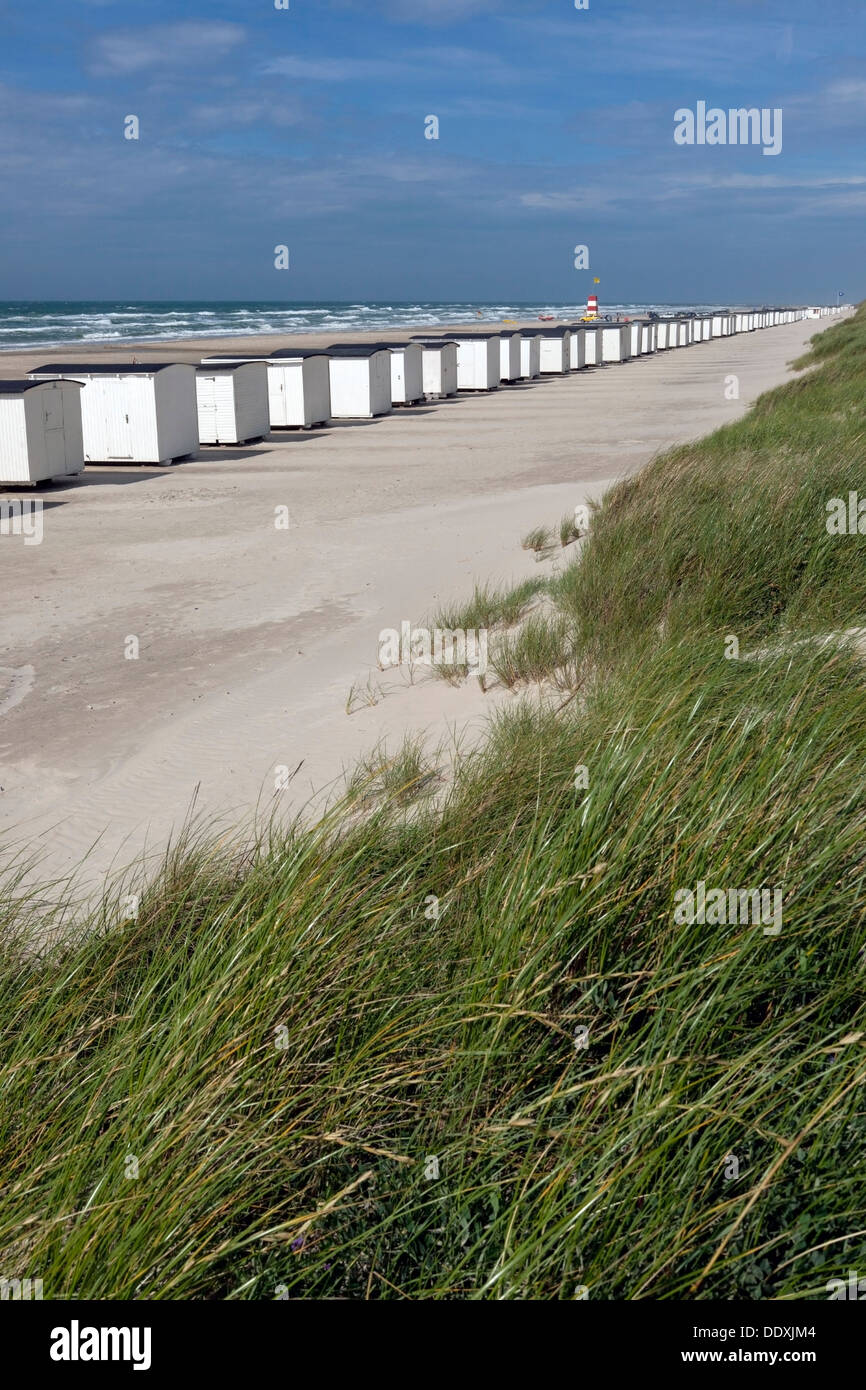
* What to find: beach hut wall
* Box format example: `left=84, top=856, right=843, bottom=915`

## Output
left=519, top=335, right=541, bottom=379
left=27, top=363, right=198, bottom=464
left=195, top=362, right=270, bottom=444
left=324, top=345, right=393, bottom=418
left=202, top=351, right=331, bottom=428
left=537, top=329, right=571, bottom=374
left=0, top=379, right=85, bottom=485
left=601, top=325, right=630, bottom=362
left=413, top=340, right=459, bottom=398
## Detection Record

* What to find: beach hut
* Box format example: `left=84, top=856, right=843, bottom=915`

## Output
left=28, top=363, right=198, bottom=465
left=0, top=379, right=85, bottom=485
left=443, top=335, right=500, bottom=391
left=201, top=350, right=330, bottom=429
left=356, top=342, right=424, bottom=406
left=601, top=325, right=630, bottom=363
left=701, top=318, right=712, bottom=341
left=656, top=321, right=675, bottom=349
left=628, top=323, right=642, bottom=356
left=537, top=328, right=572, bottom=374
left=581, top=326, right=601, bottom=365
left=413, top=339, right=459, bottom=398
left=640, top=322, right=657, bottom=354
left=496, top=332, right=522, bottom=383
left=460, top=330, right=521, bottom=383
left=565, top=327, right=587, bottom=371
left=195, top=362, right=270, bottom=445
left=519, top=334, right=542, bottom=379
left=325, top=345, right=393, bottom=418
left=390, top=342, right=424, bottom=404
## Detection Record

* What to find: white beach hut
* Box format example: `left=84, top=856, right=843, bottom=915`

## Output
left=447, top=335, right=500, bottom=391
left=201, top=350, right=331, bottom=429
left=581, top=326, right=601, bottom=365
left=412, top=339, right=459, bottom=398
left=519, top=334, right=542, bottom=379
left=361, top=342, right=424, bottom=406
left=195, top=362, right=270, bottom=445
left=0, top=379, right=85, bottom=485
left=565, top=328, right=587, bottom=371
left=497, top=332, right=522, bottom=383
left=601, top=325, right=630, bottom=362
left=460, top=330, right=521, bottom=383
left=629, top=323, right=642, bottom=357
left=537, top=329, right=572, bottom=374
left=28, top=363, right=198, bottom=465
left=640, top=322, right=657, bottom=354
left=325, top=345, right=393, bottom=418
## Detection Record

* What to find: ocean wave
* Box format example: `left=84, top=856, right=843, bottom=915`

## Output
left=0, top=300, right=740, bottom=352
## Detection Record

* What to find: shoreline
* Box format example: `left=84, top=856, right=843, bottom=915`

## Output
left=0, top=306, right=788, bottom=373
left=0, top=316, right=588, bottom=376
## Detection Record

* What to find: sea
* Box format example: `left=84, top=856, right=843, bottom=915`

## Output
left=0, top=301, right=742, bottom=352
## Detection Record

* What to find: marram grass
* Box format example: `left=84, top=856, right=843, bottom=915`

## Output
left=1, top=311, right=865, bottom=1300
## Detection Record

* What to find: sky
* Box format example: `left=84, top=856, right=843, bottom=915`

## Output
left=0, top=0, right=863, bottom=303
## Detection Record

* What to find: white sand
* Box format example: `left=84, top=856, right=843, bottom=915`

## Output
left=0, top=318, right=820, bottom=895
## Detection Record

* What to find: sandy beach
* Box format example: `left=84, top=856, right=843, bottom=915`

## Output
left=0, top=317, right=819, bottom=894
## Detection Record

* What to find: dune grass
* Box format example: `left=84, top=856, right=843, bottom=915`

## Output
left=521, top=525, right=555, bottom=555
left=346, top=734, right=442, bottom=807
left=559, top=511, right=583, bottom=547
left=490, top=610, right=577, bottom=689
left=1, top=310, right=865, bottom=1301
left=431, top=576, right=548, bottom=635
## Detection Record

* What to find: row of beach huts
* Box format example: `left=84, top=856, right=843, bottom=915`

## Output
left=0, top=306, right=845, bottom=485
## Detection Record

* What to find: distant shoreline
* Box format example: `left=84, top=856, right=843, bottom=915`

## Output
left=0, top=308, right=798, bottom=377
left=0, top=300, right=771, bottom=359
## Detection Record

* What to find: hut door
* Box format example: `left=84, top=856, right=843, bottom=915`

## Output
left=103, top=382, right=135, bottom=459
left=42, top=389, right=67, bottom=473
left=199, top=377, right=219, bottom=441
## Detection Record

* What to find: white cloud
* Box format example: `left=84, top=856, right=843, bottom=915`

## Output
left=264, top=44, right=514, bottom=84
left=190, top=98, right=305, bottom=128
left=263, top=56, right=398, bottom=82
left=90, top=22, right=245, bottom=76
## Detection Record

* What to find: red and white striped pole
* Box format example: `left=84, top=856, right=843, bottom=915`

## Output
left=586, top=292, right=599, bottom=318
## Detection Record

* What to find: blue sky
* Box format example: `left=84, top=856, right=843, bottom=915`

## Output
left=0, top=0, right=862, bottom=302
